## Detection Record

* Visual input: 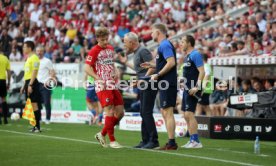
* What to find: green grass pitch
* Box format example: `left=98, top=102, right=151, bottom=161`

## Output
left=0, top=120, right=275, bottom=166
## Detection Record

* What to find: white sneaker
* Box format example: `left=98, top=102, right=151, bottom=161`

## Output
left=95, top=132, right=108, bottom=148
left=109, top=141, right=123, bottom=149
left=183, top=141, right=203, bottom=149
left=181, top=141, right=191, bottom=148
left=45, top=120, right=50, bottom=125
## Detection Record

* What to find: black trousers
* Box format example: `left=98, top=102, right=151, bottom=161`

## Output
left=39, top=83, right=52, bottom=120
left=139, top=82, right=158, bottom=143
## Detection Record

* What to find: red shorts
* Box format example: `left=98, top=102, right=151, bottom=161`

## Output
left=96, top=90, right=124, bottom=107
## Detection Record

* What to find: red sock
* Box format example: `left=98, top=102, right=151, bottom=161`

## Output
left=112, top=116, right=119, bottom=126
left=101, top=116, right=109, bottom=136
left=103, top=116, right=116, bottom=142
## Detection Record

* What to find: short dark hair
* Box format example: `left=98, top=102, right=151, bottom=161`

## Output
left=202, top=54, right=208, bottom=62
left=24, top=41, right=35, bottom=51
left=226, top=34, right=233, bottom=39
left=266, top=79, right=274, bottom=87
left=242, top=79, right=251, bottom=86
left=236, top=41, right=245, bottom=46
left=231, top=42, right=238, bottom=50
left=186, top=35, right=195, bottom=47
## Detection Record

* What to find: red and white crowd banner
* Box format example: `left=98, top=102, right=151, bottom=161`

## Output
left=119, top=113, right=188, bottom=133
left=209, top=55, right=276, bottom=66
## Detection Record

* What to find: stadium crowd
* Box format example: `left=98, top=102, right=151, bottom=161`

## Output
left=0, top=0, right=275, bottom=118
left=1, top=0, right=276, bottom=63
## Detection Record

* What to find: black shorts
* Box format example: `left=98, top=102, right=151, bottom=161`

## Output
left=159, top=86, right=177, bottom=109
left=0, top=79, right=7, bottom=98
left=24, top=79, right=41, bottom=103
left=198, top=93, right=210, bottom=105
left=181, top=90, right=198, bottom=112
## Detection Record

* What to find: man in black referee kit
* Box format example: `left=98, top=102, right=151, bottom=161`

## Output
left=119, top=32, right=159, bottom=149
left=20, top=41, right=41, bottom=132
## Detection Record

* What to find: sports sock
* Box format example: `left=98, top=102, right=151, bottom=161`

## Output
left=168, top=139, right=176, bottom=146
left=90, top=109, right=96, bottom=117
left=34, top=110, right=40, bottom=130
left=98, top=113, right=103, bottom=122
left=104, top=116, right=116, bottom=142
left=191, top=134, right=199, bottom=143
left=2, top=102, right=8, bottom=124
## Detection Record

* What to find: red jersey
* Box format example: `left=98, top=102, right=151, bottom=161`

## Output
left=85, top=45, right=116, bottom=92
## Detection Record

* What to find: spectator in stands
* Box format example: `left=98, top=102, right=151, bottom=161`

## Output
left=249, top=24, right=263, bottom=39
left=109, top=29, right=123, bottom=53
left=209, top=80, right=229, bottom=116
left=264, top=79, right=275, bottom=91
left=67, top=37, right=83, bottom=62
left=44, top=45, right=53, bottom=60
left=221, top=41, right=249, bottom=56
left=0, top=0, right=274, bottom=64
left=0, top=28, right=13, bottom=56
left=246, top=32, right=257, bottom=51
left=240, top=80, right=255, bottom=94
left=234, top=79, right=255, bottom=117
left=256, top=12, right=267, bottom=33
left=66, top=23, right=77, bottom=42
left=253, top=80, right=265, bottom=92
left=9, top=47, right=21, bottom=61
left=252, top=40, right=263, bottom=56
left=250, top=77, right=261, bottom=87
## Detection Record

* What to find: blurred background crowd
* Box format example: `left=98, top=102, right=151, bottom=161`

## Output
left=1, top=0, right=275, bottom=118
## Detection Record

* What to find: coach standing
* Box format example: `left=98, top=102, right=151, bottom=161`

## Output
left=119, top=32, right=159, bottom=149
left=141, top=23, right=178, bottom=150
left=37, top=45, right=55, bottom=124
left=181, top=35, right=205, bottom=148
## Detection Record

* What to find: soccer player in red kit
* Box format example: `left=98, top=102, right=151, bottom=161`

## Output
left=85, top=27, right=124, bottom=148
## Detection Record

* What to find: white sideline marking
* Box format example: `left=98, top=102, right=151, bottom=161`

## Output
left=0, top=129, right=261, bottom=166
left=206, top=148, right=270, bottom=157
left=234, top=140, right=276, bottom=147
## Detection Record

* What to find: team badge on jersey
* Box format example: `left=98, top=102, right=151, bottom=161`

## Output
left=87, top=56, right=92, bottom=62
left=34, top=62, right=39, bottom=68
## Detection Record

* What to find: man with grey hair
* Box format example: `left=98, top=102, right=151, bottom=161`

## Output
left=119, top=32, right=159, bottom=149
left=37, top=45, right=55, bottom=124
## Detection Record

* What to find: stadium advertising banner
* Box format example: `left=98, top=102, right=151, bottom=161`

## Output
left=10, top=62, right=89, bottom=123
left=119, top=113, right=188, bottom=133
left=210, top=117, right=276, bottom=141
left=41, top=87, right=89, bottom=123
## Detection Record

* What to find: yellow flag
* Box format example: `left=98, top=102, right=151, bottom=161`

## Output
left=22, top=98, right=36, bottom=126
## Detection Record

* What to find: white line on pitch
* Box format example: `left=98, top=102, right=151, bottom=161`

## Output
left=205, top=148, right=270, bottom=157
left=0, top=129, right=262, bottom=166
